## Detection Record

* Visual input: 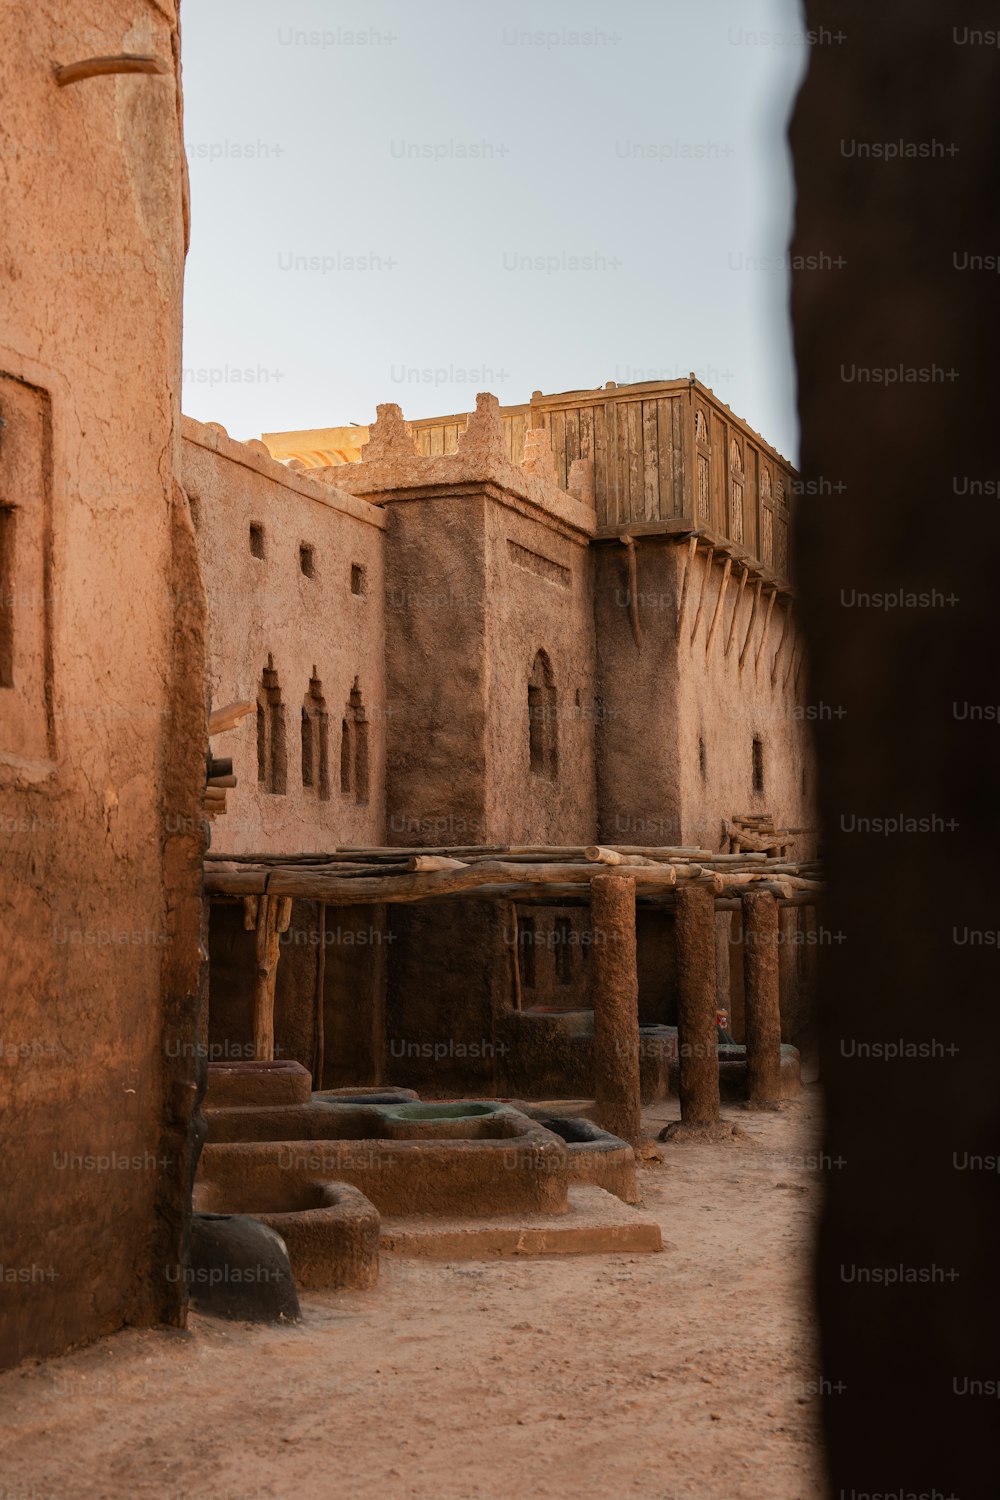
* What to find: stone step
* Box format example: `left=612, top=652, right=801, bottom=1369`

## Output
left=378, top=1184, right=662, bottom=1260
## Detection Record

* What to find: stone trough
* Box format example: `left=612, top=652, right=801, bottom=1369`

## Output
left=197, top=1062, right=660, bottom=1283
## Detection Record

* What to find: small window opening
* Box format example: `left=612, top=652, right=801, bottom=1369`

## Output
left=519, top=914, right=537, bottom=989
left=554, top=915, right=573, bottom=985
left=752, top=736, right=765, bottom=796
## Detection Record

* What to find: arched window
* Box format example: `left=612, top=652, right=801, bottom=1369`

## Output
left=528, top=650, right=558, bottom=779
left=340, top=677, right=369, bottom=804
left=695, top=409, right=711, bottom=520
left=256, top=654, right=286, bottom=795
left=301, top=669, right=330, bottom=800
left=729, top=439, right=745, bottom=545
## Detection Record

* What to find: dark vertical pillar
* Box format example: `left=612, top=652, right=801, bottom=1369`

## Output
left=791, top=7, right=1000, bottom=1493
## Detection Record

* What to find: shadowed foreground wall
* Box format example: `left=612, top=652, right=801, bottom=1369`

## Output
left=791, top=7, right=1000, bottom=1495
left=0, top=2, right=204, bottom=1368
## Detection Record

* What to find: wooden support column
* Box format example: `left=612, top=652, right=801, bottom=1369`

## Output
left=252, top=894, right=293, bottom=1060
left=714, top=910, right=732, bottom=1021
left=590, top=873, right=642, bottom=1146
left=741, top=890, right=782, bottom=1105
left=675, top=885, right=720, bottom=1124
left=312, top=902, right=326, bottom=1088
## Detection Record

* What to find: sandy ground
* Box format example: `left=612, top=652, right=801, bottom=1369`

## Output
left=0, top=1089, right=827, bottom=1500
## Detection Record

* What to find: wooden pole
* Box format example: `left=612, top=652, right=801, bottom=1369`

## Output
left=739, top=577, right=763, bottom=671
left=676, top=535, right=699, bottom=624
left=675, top=885, right=720, bottom=1124
left=742, top=890, right=783, bottom=1106
left=590, top=874, right=642, bottom=1146
left=689, top=544, right=715, bottom=645
left=312, top=902, right=326, bottom=1088
left=754, top=587, right=778, bottom=673
left=715, top=910, right=732, bottom=1022
left=252, top=896, right=292, bottom=1060
left=725, top=562, right=749, bottom=658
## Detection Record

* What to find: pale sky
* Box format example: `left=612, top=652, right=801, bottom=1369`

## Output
left=181, top=0, right=808, bottom=461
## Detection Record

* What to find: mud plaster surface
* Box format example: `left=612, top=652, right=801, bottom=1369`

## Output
left=0, top=1090, right=826, bottom=1500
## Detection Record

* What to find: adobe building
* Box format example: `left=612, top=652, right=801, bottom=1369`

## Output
left=0, top=7, right=205, bottom=1370
left=194, top=381, right=817, bottom=1098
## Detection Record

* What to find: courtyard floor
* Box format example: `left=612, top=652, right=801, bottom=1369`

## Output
left=0, top=1089, right=827, bottom=1500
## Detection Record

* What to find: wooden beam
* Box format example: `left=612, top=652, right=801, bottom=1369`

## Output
left=676, top=535, right=699, bottom=625
left=620, top=534, right=642, bottom=648
left=689, top=545, right=715, bottom=646
left=725, top=563, right=749, bottom=658
left=252, top=897, right=280, bottom=1060
left=754, top=588, right=778, bottom=673
left=770, top=601, right=793, bottom=686
left=739, top=577, right=763, bottom=671
left=705, top=555, right=732, bottom=660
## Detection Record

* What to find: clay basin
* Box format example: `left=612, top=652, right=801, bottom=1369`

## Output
left=519, top=1109, right=640, bottom=1204
left=192, top=1177, right=380, bottom=1291
left=198, top=1102, right=571, bottom=1218
left=205, top=1100, right=519, bottom=1144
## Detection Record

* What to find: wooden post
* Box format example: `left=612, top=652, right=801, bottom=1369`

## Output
left=252, top=895, right=293, bottom=1060
left=312, top=902, right=326, bottom=1088
left=714, top=910, right=731, bottom=1022
left=590, top=873, right=642, bottom=1146
left=675, top=885, right=720, bottom=1124
left=742, top=890, right=782, bottom=1105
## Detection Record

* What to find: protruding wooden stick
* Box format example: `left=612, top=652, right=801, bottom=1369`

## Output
left=705, top=556, right=732, bottom=659
left=209, top=699, right=255, bottom=736
left=676, top=535, right=699, bottom=624
left=739, top=577, right=763, bottom=670
left=725, top=563, right=749, bottom=658
left=54, top=54, right=170, bottom=86
left=770, top=600, right=793, bottom=685
left=754, top=587, right=778, bottom=672
left=689, top=544, right=715, bottom=645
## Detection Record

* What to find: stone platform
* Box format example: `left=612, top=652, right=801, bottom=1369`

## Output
left=378, top=1184, right=662, bottom=1260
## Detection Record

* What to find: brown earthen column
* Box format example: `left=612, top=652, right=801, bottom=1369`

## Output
left=675, top=885, right=720, bottom=1124
left=590, top=873, right=641, bottom=1146
left=741, top=890, right=782, bottom=1105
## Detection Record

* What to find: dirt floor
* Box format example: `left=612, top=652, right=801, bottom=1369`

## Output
left=0, top=1089, right=827, bottom=1500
